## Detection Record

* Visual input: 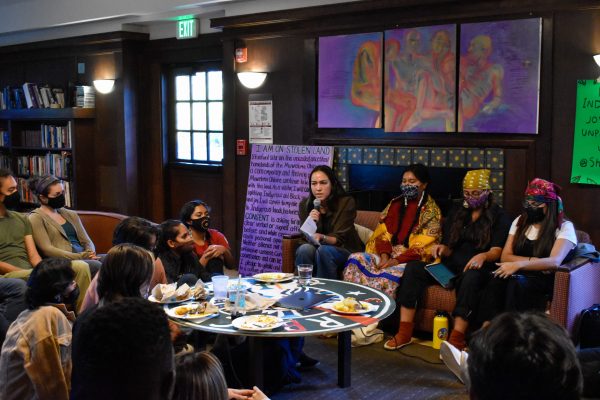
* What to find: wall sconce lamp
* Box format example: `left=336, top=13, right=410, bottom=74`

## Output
left=93, top=79, right=115, bottom=94
left=237, top=72, right=267, bottom=89
left=594, top=55, right=600, bottom=82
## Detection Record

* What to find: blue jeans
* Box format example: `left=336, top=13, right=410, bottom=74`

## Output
left=295, top=243, right=351, bottom=279
left=0, top=278, right=27, bottom=346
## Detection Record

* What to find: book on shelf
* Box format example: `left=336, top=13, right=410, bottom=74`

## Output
left=0, top=130, right=9, bottom=147
left=2, top=83, right=66, bottom=110
left=16, top=177, right=73, bottom=207
left=0, top=155, right=10, bottom=169
left=16, top=152, right=72, bottom=179
left=18, top=122, right=72, bottom=148
left=74, top=85, right=95, bottom=108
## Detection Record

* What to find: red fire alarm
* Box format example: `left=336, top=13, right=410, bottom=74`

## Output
left=235, top=47, right=248, bottom=63
left=236, top=139, right=248, bottom=155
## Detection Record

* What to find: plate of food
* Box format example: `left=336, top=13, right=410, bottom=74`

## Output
left=330, top=297, right=375, bottom=315
left=231, top=315, right=283, bottom=331
left=149, top=283, right=206, bottom=304
left=252, top=272, right=294, bottom=283
left=165, top=302, right=219, bottom=320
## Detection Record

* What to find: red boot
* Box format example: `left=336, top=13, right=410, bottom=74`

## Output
left=384, top=321, right=414, bottom=350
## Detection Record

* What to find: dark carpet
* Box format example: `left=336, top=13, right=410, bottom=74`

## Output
left=272, top=336, right=469, bottom=400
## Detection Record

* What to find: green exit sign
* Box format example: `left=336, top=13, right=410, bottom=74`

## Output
left=177, top=19, right=198, bottom=39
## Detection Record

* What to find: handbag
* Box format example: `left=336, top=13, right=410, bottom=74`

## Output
left=351, top=323, right=384, bottom=347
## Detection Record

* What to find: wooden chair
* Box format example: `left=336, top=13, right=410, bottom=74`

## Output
left=75, top=210, right=128, bottom=254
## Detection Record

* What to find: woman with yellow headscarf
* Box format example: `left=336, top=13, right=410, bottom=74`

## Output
left=385, top=169, right=511, bottom=352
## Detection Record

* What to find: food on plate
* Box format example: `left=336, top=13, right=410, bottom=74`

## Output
left=254, top=272, right=293, bottom=282
left=332, top=297, right=368, bottom=313
left=151, top=283, right=176, bottom=301
left=240, top=315, right=280, bottom=330
left=171, top=302, right=217, bottom=318
left=151, top=281, right=206, bottom=303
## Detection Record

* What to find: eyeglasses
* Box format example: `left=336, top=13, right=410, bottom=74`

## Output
left=523, top=200, right=545, bottom=209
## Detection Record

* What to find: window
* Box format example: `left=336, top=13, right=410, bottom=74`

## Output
left=171, top=68, right=223, bottom=165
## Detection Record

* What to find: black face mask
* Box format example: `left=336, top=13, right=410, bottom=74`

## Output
left=46, top=193, right=66, bottom=209
left=2, top=191, right=21, bottom=210
left=525, top=206, right=545, bottom=223
left=190, top=216, right=210, bottom=232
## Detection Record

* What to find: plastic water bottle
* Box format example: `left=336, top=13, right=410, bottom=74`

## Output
left=433, top=311, right=449, bottom=349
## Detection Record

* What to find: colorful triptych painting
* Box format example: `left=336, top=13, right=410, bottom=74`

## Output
left=318, top=32, right=383, bottom=128
left=384, top=25, right=456, bottom=132
left=317, top=18, right=542, bottom=134
left=459, top=18, right=541, bottom=133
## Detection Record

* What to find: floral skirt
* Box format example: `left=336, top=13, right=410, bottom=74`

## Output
left=342, top=252, right=405, bottom=299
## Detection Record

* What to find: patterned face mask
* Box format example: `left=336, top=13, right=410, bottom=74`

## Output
left=463, top=191, right=489, bottom=209
left=400, top=184, right=419, bottom=200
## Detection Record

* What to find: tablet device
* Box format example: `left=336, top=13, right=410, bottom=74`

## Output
left=424, top=263, right=456, bottom=289
left=275, top=289, right=335, bottom=311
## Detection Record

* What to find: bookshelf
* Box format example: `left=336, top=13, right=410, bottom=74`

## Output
left=0, top=108, right=95, bottom=208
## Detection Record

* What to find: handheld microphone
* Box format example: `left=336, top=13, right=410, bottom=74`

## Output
left=313, top=199, right=321, bottom=209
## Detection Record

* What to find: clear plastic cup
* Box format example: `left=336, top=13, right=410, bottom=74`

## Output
left=211, top=275, right=229, bottom=299
left=297, top=264, right=313, bottom=287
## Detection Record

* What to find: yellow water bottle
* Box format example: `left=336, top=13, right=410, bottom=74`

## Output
left=433, top=311, right=449, bottom=349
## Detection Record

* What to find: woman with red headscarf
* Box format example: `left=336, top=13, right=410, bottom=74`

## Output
left=483, top=178, right=577, bottom=316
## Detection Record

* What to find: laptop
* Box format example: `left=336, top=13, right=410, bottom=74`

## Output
left=275, top=289, right=335, bottom=311
left=424, top=262, right=456, bottom=289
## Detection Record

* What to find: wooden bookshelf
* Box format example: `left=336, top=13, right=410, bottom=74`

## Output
left=0, top=108, right=95, bottom=208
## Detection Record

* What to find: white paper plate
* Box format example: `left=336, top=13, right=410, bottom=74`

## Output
left=252, top=273, right=294, bottom=283
left=231, top=315, right=283, bottom=331
left=148, top=294, right=195, bottom=304
left=329, top=301, right=376, bottom=315
left=165, top=302, right=218, bottom=320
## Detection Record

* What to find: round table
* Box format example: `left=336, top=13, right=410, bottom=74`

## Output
left=165, top=277, right=396, bottom=387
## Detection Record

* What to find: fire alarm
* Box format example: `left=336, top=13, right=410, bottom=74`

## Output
left=236, top=139, right=248, bottom=155
left=235, top=47, right=248, bottom=63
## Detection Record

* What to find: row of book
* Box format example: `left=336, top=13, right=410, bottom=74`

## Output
left=0, top=155, right=9, bottom=169
left=15, top=152, right=72, bottom=180
left=1, top=84, right=66, bottom=110
left=17, top=177, right=73, bottom=207
left=0, top=130, right=8, bottom=147
left=74, top=86, right=95, bottom=108
left=18, top=123, right=72, bottom=148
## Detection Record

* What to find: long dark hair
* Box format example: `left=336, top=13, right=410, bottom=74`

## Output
left=304, top=165, right=347, bottom=214
left=513, top=200, right=565, bottom=257
left=179, top=200, right=213, bottom=243
left=156, top=220, right=200, bottom=282
left=172, top=352, right=228, bottom=400
left=97, top=244, right=154, bottom=303
left=112, top=216, right=159, bottom=250
left=26, top=258, right=74, bottom=309
left=391, top=164, right=431, bottom=246
left=447, top=192, right=496, bottom=250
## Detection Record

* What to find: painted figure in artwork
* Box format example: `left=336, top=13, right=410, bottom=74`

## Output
left=384, top=38, right=417, bottom=132
left=350, top=40, right=382, bottom=127
left=458, top=34, right=504, bottom=130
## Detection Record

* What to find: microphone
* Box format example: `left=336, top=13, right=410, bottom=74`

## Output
left=313, top=199, right=321, bottom=209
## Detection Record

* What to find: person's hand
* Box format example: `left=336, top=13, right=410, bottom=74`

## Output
left=431, top=244, right=449, bottom=259
left=251, top=386, right=270, bottom=400
left=312, top=233, right=324, bottom=243
left=380, top=257, right=399, bottom=269
left=309, top=209, right=320, bottom=222
left=464, top=253, right=487, bottom=272
left=493, top=261, right=522, bottom=279
left=376, top=253, right=390, bottom=269
left=228, top=388, right=254, bottom=399
left=205, top=245, right=226, bottom=258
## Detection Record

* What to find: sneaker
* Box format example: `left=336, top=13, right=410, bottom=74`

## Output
left=440, top=341, right=469, bottom=384
left=383, top=334, right=413, bottom=350
left=296, top=352, right=319, bottom=370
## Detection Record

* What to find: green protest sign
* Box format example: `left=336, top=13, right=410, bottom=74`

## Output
left=571, top=80, right=600, bottom=185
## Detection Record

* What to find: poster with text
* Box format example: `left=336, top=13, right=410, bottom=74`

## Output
left=239, top=144, right=333, bottom=275
left=318, top=32, right=382, bottom=128
left=384, top=25, right=456, bottom=132
left=249, top=98, right=273, bottom=144
left=458, top=18, right=541, bottom=133
left=571, top=80, right=600, bottom=185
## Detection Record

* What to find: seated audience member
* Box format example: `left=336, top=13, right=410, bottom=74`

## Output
left=578, top=347, right=600, bottom=398
left=481, top=178, right=576, bottom=317
left=0, top=278, right=27, bottom=346
left=173, top=352, right=270, bottom=400
left=385, top=169, right=511, bottom=350
left=155, top=219, right=206, bottom=284
left=71, top=297, right=174, bottom=400
left=27, top=175, right=102, bottom=276
left=180, top=200, right=234, bottom=274
left=80, top=217, right=165, bottom=312
left=467, top=312, right=582, bottom=400
left=344, top=163, right=441, bottom=298
left=295, top=165, right=362, bottom=279
left=0, top=168, right=91, bottom=310
left=0, top=258, right=79, bottom=400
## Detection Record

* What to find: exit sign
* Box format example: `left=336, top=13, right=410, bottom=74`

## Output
left=177, top=19, right=198, bottom=39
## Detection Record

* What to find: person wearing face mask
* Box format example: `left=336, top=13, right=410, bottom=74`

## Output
left=0, top=169, right=91, bottom=311
left=179, top=200, right=233, bottom=275
left=27, top=175, right=102, bottom=277
left=343, top=163, right=441, bottom=298
left=0, top=258, right=78, bottom=400
left=385, top=169, right=511, bottom=351
left=155, top=220, right=207, bottom=285
left=481, top=178, right=577, bottom=316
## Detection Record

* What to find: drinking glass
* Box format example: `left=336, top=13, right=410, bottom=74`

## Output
left=297, top=264, right=313, bottom=287
left=212, top=275, right=229, bottom=299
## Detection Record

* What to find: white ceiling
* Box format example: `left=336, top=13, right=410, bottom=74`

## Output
left=0, top=0, right=363, bottom=46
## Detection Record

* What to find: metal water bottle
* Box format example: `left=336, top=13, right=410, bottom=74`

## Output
left=433, top=311, right=449, bottom=349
